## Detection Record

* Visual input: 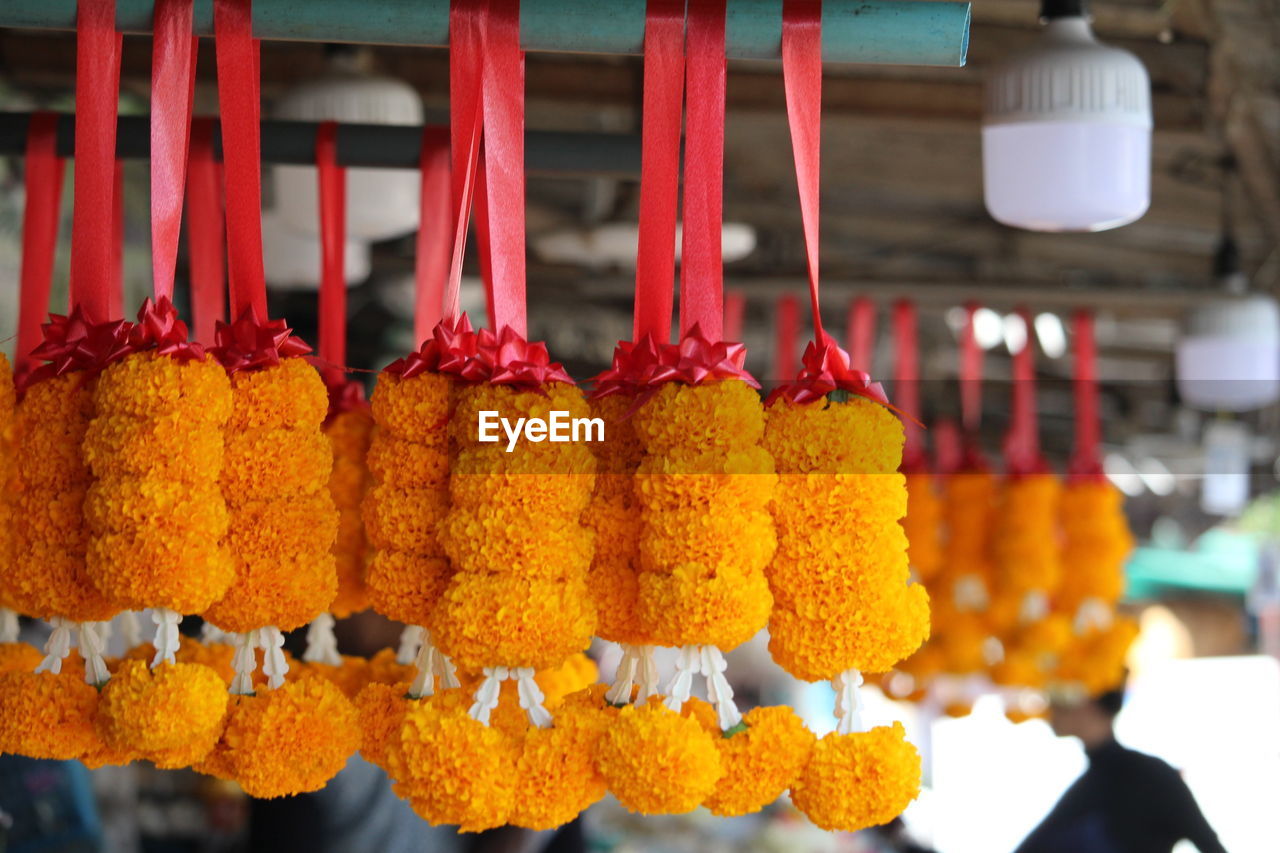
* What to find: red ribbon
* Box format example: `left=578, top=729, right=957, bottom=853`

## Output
left=593, top=324, right=757, bottom=402
left=111, top=160, right=124, bottom=320
left=1003, top=306, right=1046, bottom=476
left=449, top=0, right=485, bottom=320
left=679, top=0, right=727, bottom=341
left=479, top=0, right=527, bottom=338
left=316, top=121, right=346, bottom=385
left=130, top=296, right=204, bottom=361
left=186, top=118, right=226, bottom=344
left=16, top=113, right=65, bottom=380
left=960, top=302, right=983, bottom=433
left=846, top=296, right=875, bottom=374
left=723, top=289, right=746, bottom=342
left=25, top=307, right=134, bottom=387
left=150, top=0, right=197, bottom=303
left=213, top=0, right=266, bottom=322
left=72, top=0, right=123, bottom=325
left=1069, top=310, right=1105, bottom=480
left=475, top=151, right=495, bottom=326
left=782, top=0, right=824, bottom=343
left=415, top=128, right=452, bottom=342
left=893, top=300, right=926, bottom=472
left=212, top=309, right=311, bottom=374
left=774, top=294, right=800, bottom=381
left=633, top=0, right=685, bottom=343
left=384, top=315, right=571, bottom=390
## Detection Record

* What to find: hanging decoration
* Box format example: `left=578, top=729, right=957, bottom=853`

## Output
left=761, top=0, right=927, bottom=830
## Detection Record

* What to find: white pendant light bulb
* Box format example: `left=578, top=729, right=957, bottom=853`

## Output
left=982, top=0, right=1152, bottom=232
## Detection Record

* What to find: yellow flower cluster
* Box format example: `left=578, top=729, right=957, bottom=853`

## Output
left=0, top=355, right=15, bottom=619
left=904, top=473, right=943, bottom=584
left=989, top=474, right=1063, bottom=635
left=386, top=689, right=520, bottom=832
left=594, top=701, right=723, bottom=814
left=763, top=397, right=929, bottom=680
left=205, top=358, right=338, bottom=633
left=364, top=373, right=452, bottom=627
left=434, top=383, right=596, bottom=671
left=583, top=394, right=649, bottom=645
left=326, top=407, right=375, bottom=617
left=82, top=352, right=234, bottom=613
left=9, top=374, right=118, bottom=622
left=511, top=698, right=611, bottom=830
left=0, top=670, right=100, bottom=759
left=96, top=659, right=227, bottom=768
left=699, top=703, right=815, bottom=817
left=1055, top=615, right=1138, bottom=696
left=198, top=672, right=360, bottom=798
left=1057, top=481, right=1133, bottom=617
left=630, top=382, right=775, bottom=650
left=791, top=722, right=922, bottom=832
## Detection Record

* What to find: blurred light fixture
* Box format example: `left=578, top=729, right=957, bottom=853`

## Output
left=1034, top=312, right=1068, bottom=358
left=532, top=222, right=756, bottom=270
left=1002, top=311, right=1028, bottom=354
left=982, top=0, right=1152, bottom=232
left=1176, top=237, right=1280, bottom=412
left=1104, top=452, right=1144, bottom=497
left=1136, top=457, right=1176, bottom=497
left=262, top=210, right=370, bottom=290
left=972, top=307, right=1004, bottom=350
left=271, top=46, right=424, bottom=241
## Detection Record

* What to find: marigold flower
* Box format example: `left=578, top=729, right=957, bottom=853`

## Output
left=0, top=642, right=44, bottom=674
left=510, top=702, right=611, bottom=830
left=96, top=660, right=228, bottom=763
left=790, top=722, right=921, bottom=832
left=702, top=704, right=815, bottom=817
left=327, top=407, right=374, bottom=617
left=903, top=473, right=944, bottom=583
left=353, top=680, right=416, bottom=769
left=386, top=691, right=518, bottom=832
left=594, top=702, right=723, bottom=815
left=209, top=359, right=338, bottom=634
left=0, top=671, right=99, bottom=759
left=203, top=673, right=360, bottom=798
left=0, top=355, right=18, bottom=616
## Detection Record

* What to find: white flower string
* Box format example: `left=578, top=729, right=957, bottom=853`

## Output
left=34, top=617, right=74, bottom=675
left=466, top=665, right=550, bottom=727
left=1020, top=590, right=1050, bottom=624
left=117, top=610, right=142, bottom=649
left=229, top=631, right=257, bottom=695
left=833, top=669, right=865, bottom=735
left=663, top=644, right=743, bottom=731
left=515, top=667, right=552, bottom=729
left=406, top=630, right=458, bottom=699
left=78, top=622, right=111, bottom=687
left=0, top=607, right=18, bottom=644
left=302, top=613, right=342, bottom=666
left=396, top=624, right=424, bottom=666
left=607, top=644, right=663, bottom=706
left=468, top=666, right=508, bottom=725
left=258, top=626, right=289, bottom=690
left=151, top=608, right=183, bottom=668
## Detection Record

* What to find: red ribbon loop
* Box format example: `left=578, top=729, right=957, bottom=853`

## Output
left=723, top=289, right=746, bottom=342
left=26, top=308, right=134, bottom=387
left=774, top=294, right=800, bottom=381
left=415, top=128, right=452, bottom=342
left=213, top=0, right=267, bottom=322
left=480, top=0, right=527, bottom=338
left=679, top=0, right=727, bottom=341
left=893, top=300, right=926, bottom=471
left=1003, top=306, right=1045, bottom=476
left=186, top=118, right=226, bottom=344
left=960, top=302, right=983, bottom=433
left=130, top=296, right=203, bottom=361
left=316, top=120, right=346, bottom=385
left=212, top=309, right=311, bottom=374
left=633, top=0, right=685, bottom=343
left=846, top=296, right=875, bottom=374
left=150, top=0, right=197, bottom=302
left=782, top=0, right=823, bottom=341
left=16, top=113, right=65, bottom=380
left=72, top=0, right=123, bottom=325
left=1070, top=310, right=1105, bottom=480
left=447, top=0, right=485, bottom=329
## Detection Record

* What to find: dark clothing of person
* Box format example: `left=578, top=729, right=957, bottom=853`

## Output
left=1014, top=738, right=1227, bottom=853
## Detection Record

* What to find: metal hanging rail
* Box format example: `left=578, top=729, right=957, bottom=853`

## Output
left=2, top=0, right=970, bottom=67
left=0, top=113, right=643, bottom=178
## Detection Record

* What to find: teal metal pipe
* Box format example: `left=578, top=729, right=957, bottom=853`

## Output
left=2, top=0, right=969, bottom=66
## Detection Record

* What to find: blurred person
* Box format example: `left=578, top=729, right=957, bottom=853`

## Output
left=1014, top=685, right=1226, bottom=853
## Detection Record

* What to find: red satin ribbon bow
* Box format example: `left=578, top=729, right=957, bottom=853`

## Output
left=211, top=309, right=312, bottom=374
left=26, top=307, right=134, bottom=386
left=767, top=333, right=889, bottom=407
left=130, top=296, right=205, bottom=361
left=593, top=325, right=757, bottom=402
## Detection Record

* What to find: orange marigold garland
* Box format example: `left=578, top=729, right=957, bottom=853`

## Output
left=791, top=721, right=922, bottom=832
left=594, top=700, right=723, bottom=815
left=0, top=354, right=18, bottom=643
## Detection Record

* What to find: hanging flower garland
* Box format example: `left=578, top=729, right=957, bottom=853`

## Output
left=763, top=2, right=927, bottom=830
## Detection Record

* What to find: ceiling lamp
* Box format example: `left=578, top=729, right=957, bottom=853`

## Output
left=270, top=46, right=424, bottom=241
left=982, top=0, right=1152, bottom=232
left=1176, top=237, right=1280, bottom=412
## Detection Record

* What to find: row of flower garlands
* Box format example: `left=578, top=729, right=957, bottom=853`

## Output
left=770, top=295, right=1137, bottom=722
left=0, top=0, right=1129, bottom=835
